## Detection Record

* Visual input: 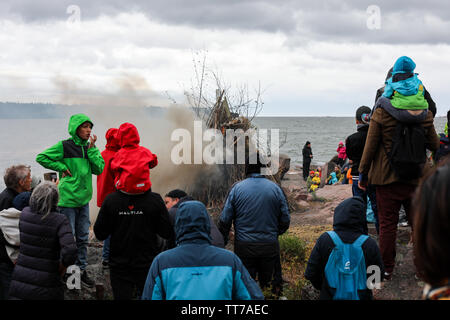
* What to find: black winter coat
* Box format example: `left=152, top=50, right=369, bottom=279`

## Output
left=94, top=190, right=175, bottom=272
left=0, top=188, right=18, bottom=211
left=8, top=207, right=77, bottom=300
left=304, top=197, right=384, bottom=300
left=345, top=125, right=369, bottom=177
left=302, top=146, right=313, bottom=162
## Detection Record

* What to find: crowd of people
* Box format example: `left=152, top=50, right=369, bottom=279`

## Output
left=0, top=115, right=289, bottom=300
left=0, top=56, right=449, bottom=301
left=302, top=56, right=450, bottom=300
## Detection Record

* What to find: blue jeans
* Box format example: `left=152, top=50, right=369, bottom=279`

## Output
left=59, top=204, right=90, bottom=271
left=352, top=179, right=379, bottom=234
left=102, top=236, right=110, bottom=262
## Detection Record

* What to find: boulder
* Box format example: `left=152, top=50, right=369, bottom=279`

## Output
left=273, top=153, right=291, bottom=183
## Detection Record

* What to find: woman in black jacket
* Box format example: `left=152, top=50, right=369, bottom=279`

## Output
left=302, top=141, right=313, bottom=181
left=8, top=182, right=77, bottom=300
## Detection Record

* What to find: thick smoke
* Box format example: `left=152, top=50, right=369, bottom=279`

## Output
left=52, top=74, right=220, bottom=222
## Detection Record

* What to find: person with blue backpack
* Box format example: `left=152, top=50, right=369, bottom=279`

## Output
left=305, top=196, right=384, bottom=300
left=359, top=56, right=440, bottom=280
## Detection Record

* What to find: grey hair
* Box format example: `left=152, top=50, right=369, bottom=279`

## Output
left=4, top=165, right=31, bottom=190
left=30, top=181, right=59, bottom=220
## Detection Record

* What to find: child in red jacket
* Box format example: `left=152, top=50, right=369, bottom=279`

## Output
left=111, top=123, right=158, bottom=194
left=336, top=141, right=347, bottom=167
left=96, top=127, right=120, bottom=267
left=97, top=128, right=120, bottom=207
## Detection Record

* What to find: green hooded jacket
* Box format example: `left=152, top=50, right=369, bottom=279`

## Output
left=36, top=114, right=105, bottom=207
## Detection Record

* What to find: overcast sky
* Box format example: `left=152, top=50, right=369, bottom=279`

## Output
left=0, top=0, right=449, bottom=116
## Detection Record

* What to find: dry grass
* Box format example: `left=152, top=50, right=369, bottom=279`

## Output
left=278, top=224, right=333, bottom=300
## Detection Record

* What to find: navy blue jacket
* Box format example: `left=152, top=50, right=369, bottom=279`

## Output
left=8, top=206, right=77, bottom=300
left=142, top=201, right=263, bottom=300
left=304, top=197, right=384, bottom=300
left=218, top=174, right=290, bottom=244
left=169, top=196, right=224, bottom=248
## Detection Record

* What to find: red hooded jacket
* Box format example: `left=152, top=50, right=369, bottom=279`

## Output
left=97, top=128, right=120, bottom=207
left=111, top=123, right=158, bottom=194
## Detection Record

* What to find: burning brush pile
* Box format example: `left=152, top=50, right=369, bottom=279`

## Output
left=186, top=91, right=289, bottom=209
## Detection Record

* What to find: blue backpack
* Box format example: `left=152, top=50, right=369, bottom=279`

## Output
left=324, top=231, right=369, bottom=300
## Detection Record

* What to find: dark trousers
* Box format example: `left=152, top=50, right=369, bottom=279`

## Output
left=352, top=180, right=379, bottom=234
left=110, top=268, right=149, bottom=300
left=272, top=253, right=283, bottom=293
left=376, top=182, right=416, bottom=274
left=303, top=160, right=311, bottom=180
left=0, top=262, right=13, bottom=300
left=240, top=256, right=277, bottom=289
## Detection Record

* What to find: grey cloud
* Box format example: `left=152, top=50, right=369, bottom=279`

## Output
left=2, top=0, right=450, bottom=44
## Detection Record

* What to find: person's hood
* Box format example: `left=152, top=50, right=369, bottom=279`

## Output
left=333, top=197, right=367, bottom=234
left=68, top=113, right=93, bottom=146
left=0, top=207, right=21, bottom=219
left=339, top=141, right=344, bottom=146
left=105, top=128, right=120, bottom=151
left=175, top=200, right=212, bottom=245
left=376, top=97, right=428, bottom=123
left=393, top=56, right=416, bottom=74
left=118, top=122, right=140, bottom=148
left=383, top=73, right=423, bottom=98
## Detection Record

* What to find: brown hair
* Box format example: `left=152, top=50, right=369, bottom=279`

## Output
left=412, top=160, right=450, bottom=285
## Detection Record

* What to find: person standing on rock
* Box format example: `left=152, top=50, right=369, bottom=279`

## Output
left=0, top=165, right=32, bottom=300
left=358, top=56, right=440, bottom=280
left=96, top=128, right=121, bottom=269
left=36, top=114, right=105, bottom=288
left=8, top=182, right=77, bottom=300
left=302, top=141, right=313, bottom=181
left=345, top=106, right=379, bottom=234
left=94, top=123, right=174, bottom=300
left=218, top=154, right=290, bottom=290
left=336, top=142, right=347, bottom=168
left=0, top=165, right=32, bottom=212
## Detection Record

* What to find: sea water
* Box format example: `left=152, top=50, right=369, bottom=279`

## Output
left=0, top=116, right=447, bottom=190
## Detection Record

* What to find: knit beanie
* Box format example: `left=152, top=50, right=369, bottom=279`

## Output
left=393, top=56, right=416, bottom=74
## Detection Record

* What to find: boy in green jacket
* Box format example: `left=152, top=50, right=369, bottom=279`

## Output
left=36, top=114, right=104, bottom=288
